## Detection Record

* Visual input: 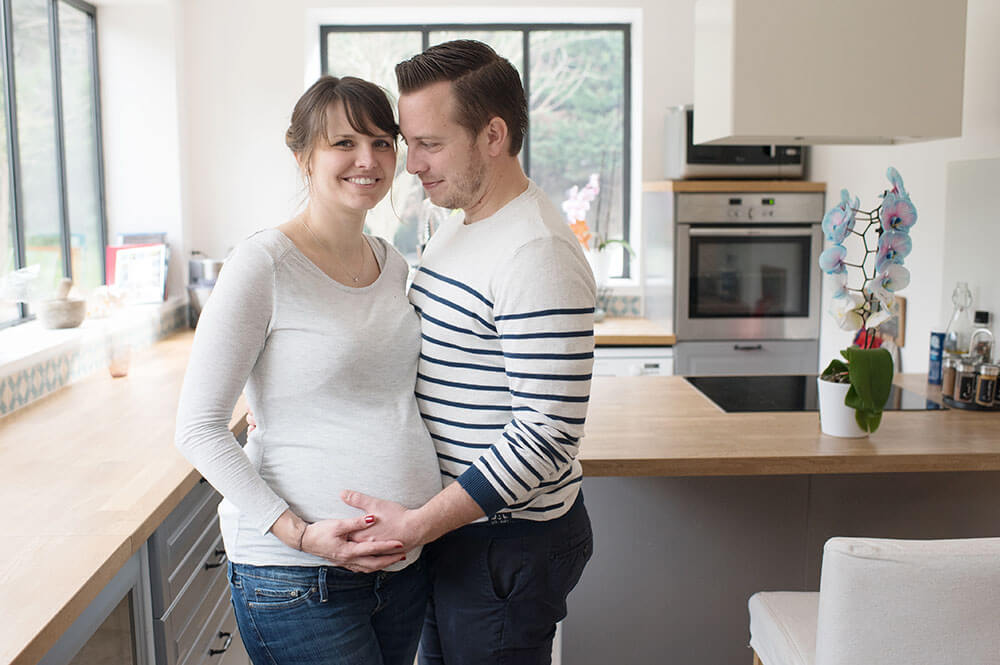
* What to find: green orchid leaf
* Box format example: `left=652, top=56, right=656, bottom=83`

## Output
left=842, top=347, right=894, bottom=433
left=596, top=238, right=637, bottom=256
left=821, top=358, right=848, bottom=380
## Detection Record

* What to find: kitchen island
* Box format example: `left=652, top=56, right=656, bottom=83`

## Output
left=2, top=330, right=998, bottom=665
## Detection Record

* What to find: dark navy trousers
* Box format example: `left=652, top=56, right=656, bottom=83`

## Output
left=418, top=493, right=593, bottom=665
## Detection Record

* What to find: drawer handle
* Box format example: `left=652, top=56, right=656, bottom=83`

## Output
left=209, top=632, right=232, bottom=656
left=733, top=344, right=764, bottom=351
left=204, top=548, right=227, bottom=570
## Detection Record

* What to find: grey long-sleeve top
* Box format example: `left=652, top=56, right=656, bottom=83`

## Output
left=175, top=229, right=442, bottom=568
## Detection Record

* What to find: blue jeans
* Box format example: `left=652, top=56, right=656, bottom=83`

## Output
left=228, top=557, right=428, bottom=665
left=419, top=493, right=593, bottom=665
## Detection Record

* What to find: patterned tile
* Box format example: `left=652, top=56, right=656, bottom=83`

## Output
left=0, top=302, right=190, bottom=418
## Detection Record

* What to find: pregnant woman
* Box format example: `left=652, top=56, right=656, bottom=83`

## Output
left=175, top=75, right=442, bottom=665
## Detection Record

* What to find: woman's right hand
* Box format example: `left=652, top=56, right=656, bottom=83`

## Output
left=245, top=409, right=256, bottom=432
left=302, top=517, right=407, bottom=573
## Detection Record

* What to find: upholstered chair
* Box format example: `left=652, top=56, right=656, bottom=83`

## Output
left=748, top=536, right=1000, bottom=665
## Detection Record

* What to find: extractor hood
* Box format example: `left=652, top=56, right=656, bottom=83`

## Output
left=693, top=0, right=968, bottom=146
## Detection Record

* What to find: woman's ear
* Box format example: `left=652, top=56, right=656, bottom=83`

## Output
left=295, top=151, right=311, bottom=177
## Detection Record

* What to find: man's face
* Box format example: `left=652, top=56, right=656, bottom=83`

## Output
left=399, top=81, right=486, bottom=211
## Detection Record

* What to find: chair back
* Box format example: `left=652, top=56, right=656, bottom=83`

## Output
left=814, top=537, right=1000, bottom=665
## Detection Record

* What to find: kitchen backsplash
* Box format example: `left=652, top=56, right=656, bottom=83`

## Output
left=600, top=294, right=642, bottom=317
left=0, top=302, right=188, bottom=417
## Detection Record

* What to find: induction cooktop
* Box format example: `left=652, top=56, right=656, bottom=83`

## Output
left=685, top=374, right=946, bottom=413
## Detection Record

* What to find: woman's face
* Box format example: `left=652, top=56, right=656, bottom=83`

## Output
left=305, top=100, right=396, bottom=214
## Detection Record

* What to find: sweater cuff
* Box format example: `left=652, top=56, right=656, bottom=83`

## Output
left=457, top=466, right=507, bottom=517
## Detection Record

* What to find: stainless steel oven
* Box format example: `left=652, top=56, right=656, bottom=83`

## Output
left=674, top=191, right=825, bottom=375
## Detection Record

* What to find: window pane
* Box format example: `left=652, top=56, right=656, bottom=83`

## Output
left=13, top=0, right=64, bottom=297
left=1, top=47, right=16, bottom=325
left=325, top=30, right=426, bottom=260
left=529, top=30, right=626, bottom=276
left=59, top=2, right=102, bottom=291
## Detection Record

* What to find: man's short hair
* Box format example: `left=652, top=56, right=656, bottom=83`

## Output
left=396, top=40, right=528, bottom=156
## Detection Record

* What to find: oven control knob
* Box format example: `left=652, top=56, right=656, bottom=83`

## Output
left=747, top=207, right=755, bottom=220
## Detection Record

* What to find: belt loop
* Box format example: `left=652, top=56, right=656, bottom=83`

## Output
left=318, top=567, right=328, bottom=603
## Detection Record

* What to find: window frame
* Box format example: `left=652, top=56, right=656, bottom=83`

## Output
left=0, top=0, right=107, bottom=329
left=318, top=21, right=633, bottom=278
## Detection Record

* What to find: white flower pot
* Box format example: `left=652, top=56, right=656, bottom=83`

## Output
left=817, top=376, right=868, bottom=438
left=586, top=249, right=611, bottom=286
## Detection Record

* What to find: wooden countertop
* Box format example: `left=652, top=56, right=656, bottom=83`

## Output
left=643, top=180, right=826, bottom=193
left=4, top=332, right=1000, bottom=665
left=580, top=374, right=1000, bottom=476
left=0, top=332, right=246, bottom=665
left=594, top=317, right=674, bottom=346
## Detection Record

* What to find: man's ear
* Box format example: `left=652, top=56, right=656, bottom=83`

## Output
left=483, top=116, right=509, bottom=157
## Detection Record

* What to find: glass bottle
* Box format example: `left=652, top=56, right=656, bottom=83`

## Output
left=943, top=282, right=974, bottom=358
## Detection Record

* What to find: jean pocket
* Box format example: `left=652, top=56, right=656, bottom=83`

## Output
left=547, top=530, right=593, bottom=598
left=487, top=536, right=525, bottom=601
left=247, top=580, right=316, bottom=610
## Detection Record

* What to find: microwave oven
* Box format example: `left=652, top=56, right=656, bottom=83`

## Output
left=664, top=105, right=805, bottom=180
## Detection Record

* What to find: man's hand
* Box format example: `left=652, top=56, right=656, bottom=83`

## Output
left=245, top=409, right=256, bottom=433
left=342, top=483, right=485, bottom=548
left=341, top=490, right=426, bottom=550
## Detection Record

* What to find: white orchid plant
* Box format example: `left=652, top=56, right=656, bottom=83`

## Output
left=817, top=167, right=917, bottom=432
left=562, top=173, right=634, bottom=255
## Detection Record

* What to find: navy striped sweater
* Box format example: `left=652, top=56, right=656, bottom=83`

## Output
left=409, top=182, right=597, bottom=520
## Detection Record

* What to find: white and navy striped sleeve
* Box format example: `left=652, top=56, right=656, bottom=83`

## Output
left=455, top=236, right=596, bottom=515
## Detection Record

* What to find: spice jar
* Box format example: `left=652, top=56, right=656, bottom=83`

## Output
left=975, top=364, right=999, bottom=407
left=941, top=356, right=958, bottom=399
left=954, top=359, right=978, bottom=404
left=969, top=328, right=994, bottom=362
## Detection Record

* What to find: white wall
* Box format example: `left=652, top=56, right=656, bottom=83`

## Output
left=97, top=1, right=187, bottom=300
left=809, top=0, right=1000, bottom=374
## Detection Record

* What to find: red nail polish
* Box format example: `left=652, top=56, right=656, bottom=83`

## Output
left=401, top=555, right=406, bottom=560
left=365, top=515, right=375, bottom=524
left=395, top=544, right=404, bottom=549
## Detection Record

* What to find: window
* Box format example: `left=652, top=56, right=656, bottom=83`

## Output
left=0, top=0, right=106, bottom=329
left=320, top=23, right=631, bottom=277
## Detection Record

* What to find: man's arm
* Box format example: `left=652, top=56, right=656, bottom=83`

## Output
left=348, top=236, right=595, bottom=547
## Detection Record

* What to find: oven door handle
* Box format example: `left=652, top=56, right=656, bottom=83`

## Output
left=687, top=227, right=817, bottom=237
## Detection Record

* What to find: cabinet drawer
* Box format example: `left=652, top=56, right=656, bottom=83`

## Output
left=165, top=517, right=226, bottom=615
left=180, top=572, right=245, bottom=665
left=158, top=558, right=230, bottom=665
left=158, top=527, right=228, bottom=658
left=149, top=479, right=222, bottom=613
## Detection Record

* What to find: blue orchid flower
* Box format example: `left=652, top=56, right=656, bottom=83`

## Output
left=882, top=192, right=917, bottom=231
left=819, top=244, right=848, bottom=274
left=886, top=166, right=907, bottom=197
left=821, top=189, right=859, bottom=244
left=875, top=230, right=912, bottom=272
left=877, top=263, right=911, bottom=292
left=831, top=271, right=850, bottom=299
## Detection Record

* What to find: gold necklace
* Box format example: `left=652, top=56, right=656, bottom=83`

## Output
left=300, top=215, right=365, bottom=284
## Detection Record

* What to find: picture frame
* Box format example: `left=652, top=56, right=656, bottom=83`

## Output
left=878, top=295, right=907, bottom=348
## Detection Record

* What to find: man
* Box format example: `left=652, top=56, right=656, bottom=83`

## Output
left=343, top=39, right=597, bottom=664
